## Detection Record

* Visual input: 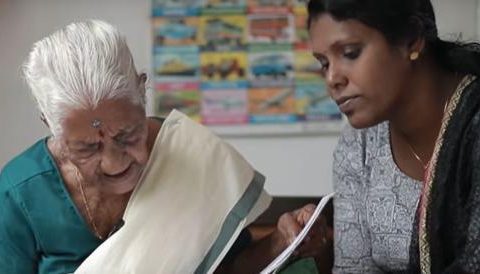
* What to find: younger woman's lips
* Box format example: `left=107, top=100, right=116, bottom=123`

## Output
left=338, top=96, right=359, bottom=114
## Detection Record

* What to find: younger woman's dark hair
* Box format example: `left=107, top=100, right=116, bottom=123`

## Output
left=307, top=0, right=480, bottom=76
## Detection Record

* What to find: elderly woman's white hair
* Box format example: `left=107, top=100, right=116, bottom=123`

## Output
left=23, top=20, right=146, bottom=136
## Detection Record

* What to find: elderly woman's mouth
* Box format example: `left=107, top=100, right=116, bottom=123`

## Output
left=104, top=165, right=134, bottom=180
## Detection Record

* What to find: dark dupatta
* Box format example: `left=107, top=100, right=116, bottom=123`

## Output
left=408, top=75, right=480, bottom=274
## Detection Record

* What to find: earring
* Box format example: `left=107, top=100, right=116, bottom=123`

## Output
left=409, top=51, right=419, bottom=61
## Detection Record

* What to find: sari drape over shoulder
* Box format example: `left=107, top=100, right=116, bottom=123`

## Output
left=75, top=110, right=271, bottom=274
left=408, top=75, right=480, bottom=274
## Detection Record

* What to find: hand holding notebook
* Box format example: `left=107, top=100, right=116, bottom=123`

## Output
left=260, top=192, right=335, bottom=274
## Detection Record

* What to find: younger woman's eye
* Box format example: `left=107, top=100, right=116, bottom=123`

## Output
left=343, top=46, right=361, bottom=60
left=314, top=56, right=329, bottom=72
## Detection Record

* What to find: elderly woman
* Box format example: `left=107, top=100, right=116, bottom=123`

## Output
left=0, top=20, right=319, bottom=274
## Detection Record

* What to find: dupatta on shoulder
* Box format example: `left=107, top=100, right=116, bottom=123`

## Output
left=409, top=75, right=480, bottom=274
left=75, top=110, right=272, bottom=274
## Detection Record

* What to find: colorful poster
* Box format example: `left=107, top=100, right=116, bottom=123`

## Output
left=152, top=0, right=203, bottom=16
left=294, top=50, right=322, bottom=82
left=154, top=88, right=201, bottom=120
left=201, top=89, right=248, bottom=124
left=200, top=51, right=248, bottom=88
left=247, top=0, right=292, bottom=14
left=293, top=0, right=307, bottom=15
left=247, top=14, right=294, bottom=44
left=151, top=0, right=343, bottom=134
left=202, top=0, right=246, bottom=14
left=199, top=15, right=247, bottom=51
left=153, top=46, right=200, bottom=82
left=295, top=83, right=342, bottom=121
left=153, top=17, right=199, bottom=47
left=294, top=14, right=309, bottom=49
left=248, top=50, right=294, bottom=87
left=248, top=87, right=297, bottom=123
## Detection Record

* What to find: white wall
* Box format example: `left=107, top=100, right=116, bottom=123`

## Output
left=0, top=0, right=477, bottom=196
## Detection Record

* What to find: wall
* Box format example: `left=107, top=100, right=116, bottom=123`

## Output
left=0, top=0, right=477, bottom=196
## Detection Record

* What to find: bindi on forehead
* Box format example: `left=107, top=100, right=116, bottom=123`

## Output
left=91, top=119, right=102, bottom=129
left=91, top=118, right=105, bottom=137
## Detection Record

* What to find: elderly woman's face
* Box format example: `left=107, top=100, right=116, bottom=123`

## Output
left=60, top=99, right=149, bottom=195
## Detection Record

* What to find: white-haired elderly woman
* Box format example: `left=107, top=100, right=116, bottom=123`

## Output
left=0, top=20, right=324, bottom=274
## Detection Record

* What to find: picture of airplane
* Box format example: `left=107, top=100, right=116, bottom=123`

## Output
left=257, top=88, right=294, bottom=112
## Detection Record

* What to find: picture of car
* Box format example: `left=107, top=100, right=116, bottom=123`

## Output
left=201, top=58, right=245, bottom=79
left=155, top=20, right=196, bottom=44
left=204, top=18, right=244, bottom=50
left=250, top=54, right=292, bottom=78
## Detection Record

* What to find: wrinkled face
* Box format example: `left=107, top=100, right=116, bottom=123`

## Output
left=59, top=99, right=149, bottom=195
left=309, top=14, right=412, bottom=128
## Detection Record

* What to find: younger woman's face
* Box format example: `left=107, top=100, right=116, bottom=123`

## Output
left=309, top=14, right=414, bottom=128
left=59, top=99, right=149, bottom=195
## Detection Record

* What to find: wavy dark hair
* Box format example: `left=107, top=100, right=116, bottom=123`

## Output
left=307, top=0, right=480, bottom=76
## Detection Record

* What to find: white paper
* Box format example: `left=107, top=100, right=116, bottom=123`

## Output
left=260, top=192, right=335, bottom=274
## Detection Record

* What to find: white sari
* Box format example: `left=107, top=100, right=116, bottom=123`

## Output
left=75, top=110, right=271, bottom=274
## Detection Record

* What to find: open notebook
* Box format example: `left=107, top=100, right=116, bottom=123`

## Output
left=261, top=192, right=335, bottom=274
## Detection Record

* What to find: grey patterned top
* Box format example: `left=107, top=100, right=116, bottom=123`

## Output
left=332, top=122, right=423, bottom=273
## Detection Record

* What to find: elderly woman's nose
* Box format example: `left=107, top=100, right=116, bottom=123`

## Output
left=100, top=145, right=128, bottom=175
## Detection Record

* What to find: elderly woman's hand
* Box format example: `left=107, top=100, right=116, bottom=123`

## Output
left=276, top=203, right=334, bottom=273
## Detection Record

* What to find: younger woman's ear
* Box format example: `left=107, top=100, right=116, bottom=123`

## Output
left=408, top=37, right=426, bottom=59
left=404, top=16, right=426, bottom=60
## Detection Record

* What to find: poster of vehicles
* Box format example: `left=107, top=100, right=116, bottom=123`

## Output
left=154, top=46, right=199, bottom=82
left=154, top=87, right=201, bottom=121
left=247, top=0, right=292, bottom=14
left=200, top=52, right=248, bottom=87
left=248, top=50, right=294, bottom=87
left=151, top=0, right=343, bottom=134
left=294, top=14, right=309, bottom=49
left=247, top=14, right=295, bottom=44
left=199, top=15, right=247, bottom=51
left=248, top=87, right=297, bottom=123
left=153, top=17, right=199, bottom=47
left=203, top=0, right=246, bottom=14
left=152, top=0, right=204, bottom=16
left=201, top=89, right=248, bottom=124
left=294, top=50, right=322, bottom=82
left=295, top=83, right=341, bottom=121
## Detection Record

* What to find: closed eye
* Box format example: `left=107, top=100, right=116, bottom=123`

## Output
left=343, top=44, right=362, bottom=60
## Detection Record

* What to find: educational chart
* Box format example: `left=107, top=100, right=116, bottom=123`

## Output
left=152, top=0, right=343, bottom=135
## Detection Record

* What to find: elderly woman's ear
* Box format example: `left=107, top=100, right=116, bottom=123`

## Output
left=40, top=113, right=49, bottom=128
left=139, top=73, right=147, bottom=86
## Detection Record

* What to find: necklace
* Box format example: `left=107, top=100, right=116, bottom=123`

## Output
left=404, top=95, right=451, bottom=171
left=75, top=170, right=104, bottom=240
left=51, top=140, right=104, bottom=240
left=406, top=142, right=430, bottom=170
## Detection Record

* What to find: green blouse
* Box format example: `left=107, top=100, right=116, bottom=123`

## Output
left=0, top=137, right=319, bottom=274
left=0, top=138, right=102, bottom=274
